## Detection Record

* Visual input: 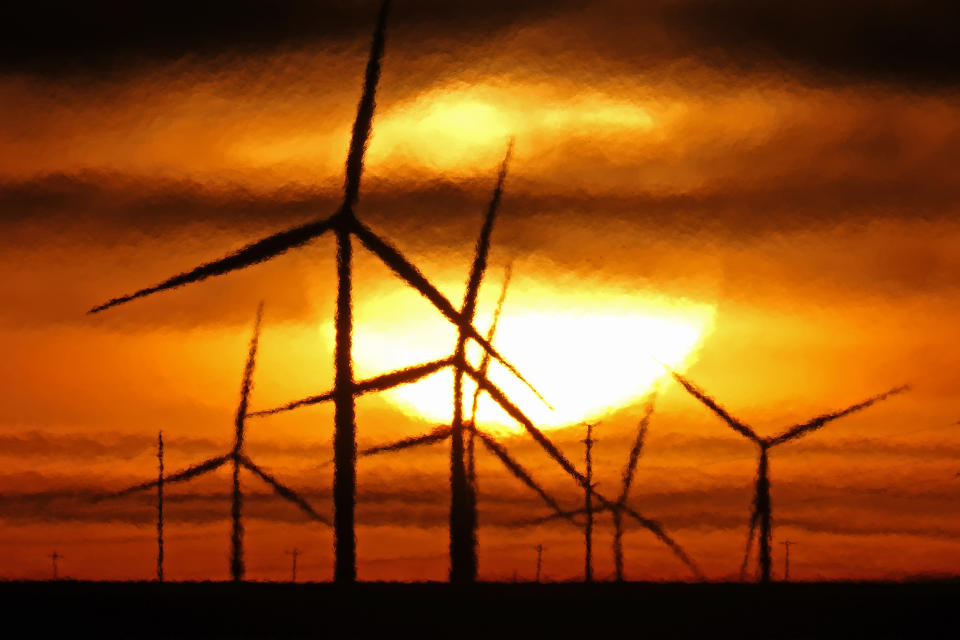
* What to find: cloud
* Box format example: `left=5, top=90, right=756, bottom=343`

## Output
left=0, top=0, right=583, bottom=77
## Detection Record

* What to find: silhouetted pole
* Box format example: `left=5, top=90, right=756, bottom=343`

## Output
left=782, top=540, right=794, bottom=582
left=50, top=551, right=61, bottom=580
left=157, top=431, right=164, bottom=583
left=756, top=447, right=772, bottom=584
left=583, top=422, right=597, bottom=583
left=536, top=544, right=543, bottom=583
left=287, top=548, right=301, bottom=583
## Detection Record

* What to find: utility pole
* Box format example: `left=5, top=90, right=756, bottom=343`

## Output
left=157, top=431, right=164, bottom=582
left=50, top=551, right=61, bottom=580
left=287, top=548, right=301, bottom=583
left=583, top=422, right=598, bottom=583
left=782, top=540, right=795, bottom=582
left=535, top=544, right=543, bottom=583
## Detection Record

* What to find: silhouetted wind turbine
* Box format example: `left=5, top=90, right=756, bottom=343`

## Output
left=344, top=267, right=701, bottom=580
left=255, top=262, right=563, bottom=582
left=157, top=430, right=164, bottom=582
left=86, top=0, right=543, bottom=584
left=98, top=305, right=329, bottom=581
left=667, top=368, right=909, bottom=583
left=49, top=551, right=62, bottom=580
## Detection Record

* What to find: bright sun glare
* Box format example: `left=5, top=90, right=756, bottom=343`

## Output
left=330, top=282, right=715, bottom=436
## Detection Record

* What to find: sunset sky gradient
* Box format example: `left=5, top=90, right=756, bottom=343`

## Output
left=1, top=0, right=958, bottom=582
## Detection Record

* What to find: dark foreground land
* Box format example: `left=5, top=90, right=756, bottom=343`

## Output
left=2, top=580, right=957, bottom=637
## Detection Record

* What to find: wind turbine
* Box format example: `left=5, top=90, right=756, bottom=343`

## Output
left=98, top=305, right=330, bottom=581
left=86, top=0, right=544, bottom=584
left=337, top=270, right=701, bottom=580
left=254, top=263, right=573, bottom=582
left=666, top=368, right=908, bottom=583
left=49, top=551, right=62, bottom=580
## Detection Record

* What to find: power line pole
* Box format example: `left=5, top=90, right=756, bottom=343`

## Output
left=583, top=422, right=598, bottom=583
left=535, top=544, right=543, bottom=583
left=50, top=551, right=61, bottom=580
left=782, top=540, right=795, bottom=582
left=157, top=431, right=164, bottom=583
left=286, top=548, right=301, bottom=583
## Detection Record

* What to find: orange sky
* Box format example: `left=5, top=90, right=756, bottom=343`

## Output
left=1, top=0, right=959, bottom=582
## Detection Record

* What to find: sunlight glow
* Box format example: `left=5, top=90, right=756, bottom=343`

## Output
left=334, top=282, right=715, bottom=436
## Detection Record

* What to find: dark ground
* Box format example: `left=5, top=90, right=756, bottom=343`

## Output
left=2, top=580, right=956, bottom=637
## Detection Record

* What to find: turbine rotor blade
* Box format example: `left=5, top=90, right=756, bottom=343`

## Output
left=460, top=141, right=513, bottom=326
left=462, top=362, right=701, bottom=578
left=668, top=370, right=761, bottom=443
left=342, top=0, right=391, bottom=209
left=358, top=426, right=452, bottom=458
left=240, top=456, right=331, bottom=527
left=249, top=357, right=454, bottom=418
left=475, top=429, right=578, bottom=527
left=468, top=264, right=512, bottom=426
left=234, top=303, right=263, bottom=450
left=512, top=505, right=606, bottom=527
left=767, top=384, right=910, bottom=447
left=89, top=216, right=336, bottom=314
left=616, top=502, right=704, bottom=580
left=350, top=217, right=551, bottom=409
left=617, top=393, right=656, bottom=505
left=97, top=454, right=231, bottom=499
left=460, top=360, right=582, bottom=484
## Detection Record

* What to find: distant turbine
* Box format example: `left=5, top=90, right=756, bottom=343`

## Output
left=49, top=551, right=62, bottom=580
left=96, top=305, right=329, bottom=581
left=86, top=0, right=544, bottom=584
left=667, top=368, right=908, bottom=583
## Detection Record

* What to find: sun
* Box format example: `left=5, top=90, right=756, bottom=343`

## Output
left=332, top=277, right=715, bottom=436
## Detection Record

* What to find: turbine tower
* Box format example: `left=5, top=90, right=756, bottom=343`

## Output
left=49, top=551, right=62, bottom=580
left=667, top=368, right=908, bottom=583
left=86, top=0, right=542, bottom=584
left=97, top=305, right=329, bottom=581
